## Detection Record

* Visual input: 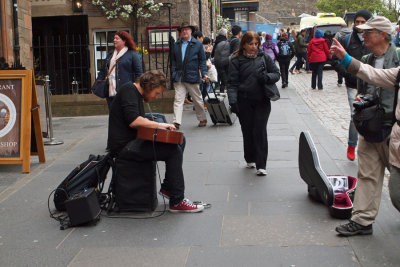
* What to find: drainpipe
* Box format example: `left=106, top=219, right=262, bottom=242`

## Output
left=198, top=0, right=202, bottom=32
left=12, top=0, right=22, bottom=68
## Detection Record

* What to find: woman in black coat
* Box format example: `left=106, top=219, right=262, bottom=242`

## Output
left=94, top=31, right=143, bottom=109
left=228, top=31, right=280, bottom=176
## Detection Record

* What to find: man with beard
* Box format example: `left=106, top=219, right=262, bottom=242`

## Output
left=107, top=70, right=204, bottom=213
left=334, top=9, right=371, bottom=161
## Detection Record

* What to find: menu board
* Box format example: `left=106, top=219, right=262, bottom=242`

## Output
left=0, top=70, right=45, bottom=172
left=0, top=78, right=22, bottom=157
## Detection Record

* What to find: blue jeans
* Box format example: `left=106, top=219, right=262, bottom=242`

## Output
left=310, top=62, right=324, bottom=89
left=347, top=87, right=358, bottom=147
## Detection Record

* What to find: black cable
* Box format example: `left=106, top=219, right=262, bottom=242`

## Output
left=47, top=188, right=70, bottom=229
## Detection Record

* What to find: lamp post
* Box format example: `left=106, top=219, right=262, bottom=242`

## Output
left=198, top=0, right=202, bottom=32
left=165, top=3, right=173, bottom=90
left=12, top=0, right=22, bottom=69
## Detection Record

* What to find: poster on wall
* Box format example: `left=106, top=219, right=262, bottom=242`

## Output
left=0, top=79, right=21, bottom=158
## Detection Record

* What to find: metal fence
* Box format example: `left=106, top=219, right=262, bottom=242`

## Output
left=32, top=33, right=172, bottom=95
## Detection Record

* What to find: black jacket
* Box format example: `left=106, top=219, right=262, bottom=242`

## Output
left=227, top=50, right=280, bottom=104
left=336, top=30, right=371, bottom=88
left=229, top=36, right=240, bottom=54
left=212, top=35, right=227, bottom=58
left=276, top=38, right=295, bottom=62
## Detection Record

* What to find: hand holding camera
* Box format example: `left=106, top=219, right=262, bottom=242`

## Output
left=353, top=94, right=378, bottom=110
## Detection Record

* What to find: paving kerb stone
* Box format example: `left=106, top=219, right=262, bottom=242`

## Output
left=0, top=66, right=399, bottom=265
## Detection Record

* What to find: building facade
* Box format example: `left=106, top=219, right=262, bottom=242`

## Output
left=0, top=0, right=33, bottom=69
left=2, top=0, right=218, bottom=94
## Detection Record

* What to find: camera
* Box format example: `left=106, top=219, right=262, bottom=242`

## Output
left=353, top=95, right=377, bottom=110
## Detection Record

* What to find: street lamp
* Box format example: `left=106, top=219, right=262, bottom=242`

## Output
left=72, top=0, right=83, bottom=12
left=164, top=3, right=174, bottom=90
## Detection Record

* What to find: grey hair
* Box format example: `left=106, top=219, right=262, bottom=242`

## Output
left=218, top=28, right=228, bottom=36
left=385, top=32, right=393, bottom=42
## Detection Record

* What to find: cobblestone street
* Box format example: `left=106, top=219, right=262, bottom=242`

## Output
left=288, top=65, right=351, bottom=146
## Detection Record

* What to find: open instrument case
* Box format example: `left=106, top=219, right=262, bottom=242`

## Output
left=298, top=131, right=357, bottom=219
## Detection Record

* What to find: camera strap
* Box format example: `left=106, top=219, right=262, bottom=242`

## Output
left=393, top=69, right=400, bottom=125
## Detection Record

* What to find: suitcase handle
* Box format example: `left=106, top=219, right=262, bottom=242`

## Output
left=203, top=79, right=220, bottom=102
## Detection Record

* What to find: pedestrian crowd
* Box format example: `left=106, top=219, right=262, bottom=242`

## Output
left=91, top=14, right=400, bottom=231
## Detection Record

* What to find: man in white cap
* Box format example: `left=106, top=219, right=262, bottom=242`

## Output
left=336, top=16, right=399, bottom=236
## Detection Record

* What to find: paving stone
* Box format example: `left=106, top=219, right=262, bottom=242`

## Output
left=69, top=247, right=189, bottom=267
left=187, top=245, right=359, bottom=267
left=220, top=214, right=349, bottom=247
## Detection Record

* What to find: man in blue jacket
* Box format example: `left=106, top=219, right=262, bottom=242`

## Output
left=171, top=22, right=208, bottom=129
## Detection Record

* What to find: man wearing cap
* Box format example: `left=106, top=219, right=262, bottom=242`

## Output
left=171, top=22, right=208, bottom=129
left=336, top=16, right=398, bottom=236
left=333, top=10, right=371, bottom=161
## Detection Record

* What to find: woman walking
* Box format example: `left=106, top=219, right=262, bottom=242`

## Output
left=94, top=31, right=143, bottom=108
left=261, top=34, right=279, bottom=62
left=227, top=31, right=280, bottom=176
left=307, top=29, right=331, bottom=90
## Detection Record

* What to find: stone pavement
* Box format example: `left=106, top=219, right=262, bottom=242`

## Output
left=1, top=68, right=400, bottom=266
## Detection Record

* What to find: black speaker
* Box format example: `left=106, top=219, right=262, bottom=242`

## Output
left=64, top=187, right=101, bottom=226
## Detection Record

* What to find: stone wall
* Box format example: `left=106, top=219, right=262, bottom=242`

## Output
left=0, top=0, right=33, bottom=69
left=258, top=0, right=319, bottom=27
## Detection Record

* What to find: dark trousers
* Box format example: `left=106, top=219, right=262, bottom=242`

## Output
left=295, top=52, right=310, bottom=71
left=278, top=60, right=290, bottom=85
left=237, top=99, right=271, bottom=169
left=216, top=65, right=228, bottom=93
left=337, top=72, right=343, bottom=84
left=310, top=62, right=325, bottom=89
left=118, top=137, right=186, bottom=205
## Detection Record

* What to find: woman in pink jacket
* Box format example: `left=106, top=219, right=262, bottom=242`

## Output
left=307, top=29, right=332, bottom=90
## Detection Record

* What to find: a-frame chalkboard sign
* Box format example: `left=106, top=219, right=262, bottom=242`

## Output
left=0, top=70, right=45, bottom=173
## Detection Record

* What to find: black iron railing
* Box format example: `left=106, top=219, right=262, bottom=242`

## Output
left=32, top=33, right=171, bottom=95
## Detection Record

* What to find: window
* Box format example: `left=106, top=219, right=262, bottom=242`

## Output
left=235, top=11, right=248, bottom=21
left=146, top=26, right=179, bottom=51
left=93, top=29, right=129, bottom=75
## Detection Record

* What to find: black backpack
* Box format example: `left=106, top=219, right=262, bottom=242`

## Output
left=53, top=153, right=113, bottom=211
left=214, top=40, right=231, bottom=68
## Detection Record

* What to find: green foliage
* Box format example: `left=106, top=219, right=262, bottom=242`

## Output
left=216, top=15, right=232, bottom=36
left=316, top=0, right=399, bottom=22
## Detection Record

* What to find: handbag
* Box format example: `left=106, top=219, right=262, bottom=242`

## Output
left=262, top=56, right=280, bottom=101
left=91, top=59, right=118, bottom=98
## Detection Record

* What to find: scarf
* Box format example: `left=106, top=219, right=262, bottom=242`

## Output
left=108, top=46, right=128, bottom=97
left=243, top=50, right=258, bottom=59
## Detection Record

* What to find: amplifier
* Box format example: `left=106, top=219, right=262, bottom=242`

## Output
left=64, top=187, right=101, bottom=227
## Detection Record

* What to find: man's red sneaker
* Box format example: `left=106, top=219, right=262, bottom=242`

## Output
left=169, top=198, right=204, bottom=213
left=159, top=188, right=170, bottom=199
left=347, top=146, right=356, bottom=161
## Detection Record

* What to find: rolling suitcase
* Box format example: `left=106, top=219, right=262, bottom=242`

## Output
left=204, top=82, right=236, bottom=125
left=298, top=131, right=357, bottom=219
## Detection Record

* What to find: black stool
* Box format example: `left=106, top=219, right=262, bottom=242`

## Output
left=113, top=158, right=158, bottom=212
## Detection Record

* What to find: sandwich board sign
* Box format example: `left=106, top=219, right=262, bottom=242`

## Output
left=0, top=70, right=45, bottom=173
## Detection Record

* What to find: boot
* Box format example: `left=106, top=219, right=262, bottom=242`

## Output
left=347, top=146, right=356, bottom=161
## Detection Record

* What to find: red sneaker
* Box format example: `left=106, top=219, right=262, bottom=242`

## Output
left=169, top=198, right=204, bottom=213
left=159, top=188, right=170, bottom=199
left=347, top=146, right=356, bottom=161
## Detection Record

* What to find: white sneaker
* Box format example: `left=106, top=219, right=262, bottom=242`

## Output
left=246, top=162, right=256, bottom=169
left=256, top=169, right=267, bottom=176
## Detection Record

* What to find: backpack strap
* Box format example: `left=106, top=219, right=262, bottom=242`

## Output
left=344, top=33, right=351, bottom=50
left=393, top=69, right=400, bottom=124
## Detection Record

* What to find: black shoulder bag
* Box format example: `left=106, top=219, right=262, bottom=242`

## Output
left=352, top=54, right=386, bottom=142
left=261, top=55, right=280, bottom=101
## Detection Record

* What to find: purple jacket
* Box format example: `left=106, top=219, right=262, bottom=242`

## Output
left=262, top=41, right=279, bottom=61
